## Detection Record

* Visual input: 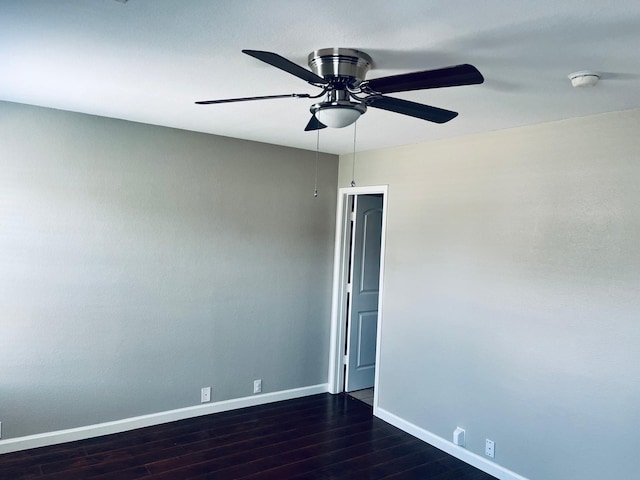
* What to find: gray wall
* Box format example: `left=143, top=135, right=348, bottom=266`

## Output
left=0, top=101, right=338, bottom=439
left=339, top=109, right=640, bottom=480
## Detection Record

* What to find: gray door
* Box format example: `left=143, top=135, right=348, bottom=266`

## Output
left=345, top=194, right=383, bottom=392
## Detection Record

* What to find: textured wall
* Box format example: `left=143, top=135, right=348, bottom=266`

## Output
left=0, top=101, right=338, bottom=439
left=339, top=109, right=640, bottom=479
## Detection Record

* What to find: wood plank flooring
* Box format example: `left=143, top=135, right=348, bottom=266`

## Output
left=0, top=393, right=497, bottom=479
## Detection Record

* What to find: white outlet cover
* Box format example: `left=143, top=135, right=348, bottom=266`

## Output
left=253, top=379, right=262, bottom=394
left=485, top=439, right=495, bottom=458
left=201, top=387, right=211, bottom=403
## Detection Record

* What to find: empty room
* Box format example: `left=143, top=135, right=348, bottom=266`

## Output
left=1, top=1, right=639, bottom=479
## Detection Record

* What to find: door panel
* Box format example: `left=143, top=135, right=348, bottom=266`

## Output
left=360, top=211, right=382, bottom=293
left=346, top=194, right=383, bottom=392
left=356, top=311, right=378, bottom=369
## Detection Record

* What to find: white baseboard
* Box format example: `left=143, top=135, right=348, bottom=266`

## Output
left=374, top=406, right=528, bottom=480
left=0, top=383, right=328, bottom=455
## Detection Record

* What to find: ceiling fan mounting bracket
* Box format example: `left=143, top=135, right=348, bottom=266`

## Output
left=307, top=48, right=373, bottom=87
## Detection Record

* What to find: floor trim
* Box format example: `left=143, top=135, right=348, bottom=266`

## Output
left=375, top=406, right=529, bottom=480
left=0, top=383, right=329, bottom=454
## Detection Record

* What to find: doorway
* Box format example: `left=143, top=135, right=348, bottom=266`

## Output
left=345, top=193, right=382, bottom=393
left=328, top=186, right=388, bottom=412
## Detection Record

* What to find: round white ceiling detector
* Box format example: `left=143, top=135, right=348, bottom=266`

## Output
left=568, top=71, right=600, bottom=87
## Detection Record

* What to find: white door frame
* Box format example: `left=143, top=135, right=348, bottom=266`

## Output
left=327, top=185, right=388, bottom=412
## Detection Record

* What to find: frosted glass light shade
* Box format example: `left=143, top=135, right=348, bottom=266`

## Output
left=315, top=106, right=363, bottom=128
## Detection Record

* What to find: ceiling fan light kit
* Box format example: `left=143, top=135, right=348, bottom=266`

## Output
left=313, top=102, right=366, bottom=128
left=568, top=71, right=600, bottom=87
left=196, top=48, right=484, bottom=130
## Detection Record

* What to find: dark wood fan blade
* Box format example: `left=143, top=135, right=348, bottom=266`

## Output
left=243, top=50, right=327, bottom=85
left=195, top=93, right=311, bottom=105
left=365, top=96, right=458, bottom=124
left=304, top=116, right=327, bottom=131
left=366, top=64, right=484, bottom=94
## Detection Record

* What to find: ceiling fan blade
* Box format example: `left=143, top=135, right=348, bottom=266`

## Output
left=304, top=116, right=327, bottom=131
left=195, top=93, right=311, bottom=105
left=365, top=96, right=458, bottom=124
left=243, top=50, right=327, bottom=85
left=365, top=64, right=484, bottom=94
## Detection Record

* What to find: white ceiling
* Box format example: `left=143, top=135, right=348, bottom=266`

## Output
left=2, top=0, right=640, bottom=155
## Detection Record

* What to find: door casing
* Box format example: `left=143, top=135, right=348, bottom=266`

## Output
left=328, top=185, right=388, bottom=412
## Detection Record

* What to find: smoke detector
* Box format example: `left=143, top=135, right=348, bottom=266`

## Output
left=569, top=71, right=600, bottom=87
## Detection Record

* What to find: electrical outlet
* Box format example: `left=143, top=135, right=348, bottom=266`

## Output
left=201, top=387, right=211, bottom=403
left=0, top=421, right=2, bottom=439
left=253, top=379, right=262, bottom=394
left=485, top=438, right=495, bottom=458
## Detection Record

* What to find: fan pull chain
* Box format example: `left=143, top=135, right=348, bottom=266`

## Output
left=314, top=129, right=320, bottom=197
left=350, top=120, right=358, bottom=187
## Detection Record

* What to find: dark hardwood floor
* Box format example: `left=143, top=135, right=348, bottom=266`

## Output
left=0, top=393, right=496, bottom=479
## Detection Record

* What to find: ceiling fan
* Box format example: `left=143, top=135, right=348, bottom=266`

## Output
left=195, top=48, right=484, bottom=131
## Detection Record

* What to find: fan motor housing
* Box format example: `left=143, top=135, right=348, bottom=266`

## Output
left=308, top=48, right=372, bottom=86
